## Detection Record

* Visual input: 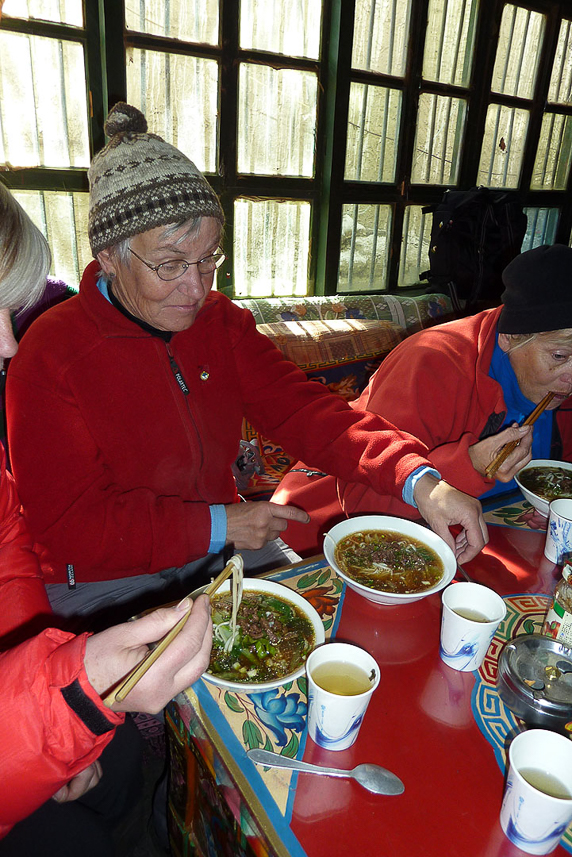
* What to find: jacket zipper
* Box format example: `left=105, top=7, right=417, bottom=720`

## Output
left=165, top=341, right=207, bottom=499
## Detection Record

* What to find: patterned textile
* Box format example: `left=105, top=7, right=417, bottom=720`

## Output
left=234, top=292, right=453, bottom=332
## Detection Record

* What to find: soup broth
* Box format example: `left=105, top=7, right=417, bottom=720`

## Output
left=334, top=529, right=444, bottom=594
left=519, top=466, right=572, bottom=502
left=208, top=591, right=315, bottom=683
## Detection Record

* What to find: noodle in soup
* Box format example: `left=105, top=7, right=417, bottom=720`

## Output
left=334, top=529, right=444, bottom=594
left=519, top=466, right=572, bottom=502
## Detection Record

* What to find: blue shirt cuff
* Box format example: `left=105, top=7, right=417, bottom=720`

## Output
left=402, top=466, right=441, bottom=509
left=208, top=505, right=227, bottom=553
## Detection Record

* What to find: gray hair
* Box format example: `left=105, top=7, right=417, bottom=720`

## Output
left=504, top=329, right=572, bottom=353
left=0, top=183, right=51, bottom=313
left=99, top=217, right=206, bottom=285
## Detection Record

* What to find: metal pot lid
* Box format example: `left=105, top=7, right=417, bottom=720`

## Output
left=498, top=634, right=572, bottom=713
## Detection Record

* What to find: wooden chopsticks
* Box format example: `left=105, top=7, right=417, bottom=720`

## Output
left=102, top=556, right=240, bottom=707
left=484, top=391, right=556, bottom=479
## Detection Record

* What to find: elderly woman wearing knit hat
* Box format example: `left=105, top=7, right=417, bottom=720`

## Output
left=274, top=243, right=572, bottom=556
left=5, top=102, right=486, bottom=626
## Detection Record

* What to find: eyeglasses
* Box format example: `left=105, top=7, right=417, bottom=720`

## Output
left=129, top=247, right=226, bottom=281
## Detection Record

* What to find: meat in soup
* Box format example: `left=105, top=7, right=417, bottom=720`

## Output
left=519, top=466, right=572, bottom=502
left=334, top=529, right=444, bottom=594
left=208, top=591, right=315, bottom=683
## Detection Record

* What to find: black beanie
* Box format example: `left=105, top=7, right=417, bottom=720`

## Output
left=498, top=244, right=572, bottom=334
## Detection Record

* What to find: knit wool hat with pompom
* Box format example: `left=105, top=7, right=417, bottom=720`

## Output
left=88, top=102, right=224, bottom=256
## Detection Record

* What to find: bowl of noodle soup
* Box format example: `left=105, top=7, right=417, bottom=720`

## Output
left=196, top=578, right=325, bottom=692
left=324, top=515, right=456, bottom=605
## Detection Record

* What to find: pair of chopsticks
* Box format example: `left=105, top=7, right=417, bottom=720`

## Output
left=484, top=391, right=556, bottom=479
left=102, top=557, right=239, bottom=707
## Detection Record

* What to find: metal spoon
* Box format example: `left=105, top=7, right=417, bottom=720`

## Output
left=246, top=748, right=404, bottom=795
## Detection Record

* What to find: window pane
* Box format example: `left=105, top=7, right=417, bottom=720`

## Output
left=531, top=114, right=572, bottom=191
left=125, top=0, right=219, bottom=45
left=411, top=93, right=466, bottom=185
left=491, top=4, right=544, bottom=99
left=13, top=190, right=90, bottom=290
left=0, top=32, right=89, bottom=169
left=126, top=48, right=218, bottom=174
left=352, top=0, right=412, bottom=77
left=423, top=0, right=478, bottom=87
left=399, top=206, right=432, bottom=287
left=345, top=84, right=401, bottom=182
left=477, top=104, right=529, bottom=189
left=548, top=19, right=572, bottom=106
left=233, top=199, right=311, bottom=297
left=240, top=0, right=321, bottom=60
left=238, top=64, right=317, bottom=177
left=338, top=204, right=391, bottom=292
left=2, top=0, right=83, bottom=27
left=521, top=208, right=559, bottom=252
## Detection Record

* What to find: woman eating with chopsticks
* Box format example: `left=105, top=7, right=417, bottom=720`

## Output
left=275, top=244, right=572, bottom=554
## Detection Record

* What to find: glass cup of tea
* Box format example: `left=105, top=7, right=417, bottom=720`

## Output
left=306, top=642, right=380, bottom=751
left=500, top=728, right=572, bottom=855
left=440, top=581, right=506, bottom=672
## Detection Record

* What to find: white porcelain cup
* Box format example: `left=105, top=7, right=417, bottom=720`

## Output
left=439, top=582, right=506, bottom=672
left=500, top=729, right=572, bottom=855
left=306, top=642, right=380, bottom=751
left=544, top=499, right=572, bottom=565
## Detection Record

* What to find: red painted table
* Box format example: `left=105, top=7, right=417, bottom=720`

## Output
left=167, top=499, right=571, bottom=857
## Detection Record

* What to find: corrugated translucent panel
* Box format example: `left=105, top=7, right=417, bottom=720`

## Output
left=411, top=93, right=466, bottom=185
left=521, top=207, right=559, bottom=252
left=238, top=64, right=317, bottom=177
left=233, top=199, right=311, bottom=297
left=2, top=0, right=83, bottom=27
left=13, top=190, right=90, bottom=290
left=126, top=48, right=218, bottom=174
left=399, top=205, right=433, bottom=287
left=477, top=104, right=529, bottom=188
left=531, top=113, right=572, bottom=191
left=352, top=0, right=412, bottom=77
left=491, top=4, right=544, bottom=99
left=345, top=84, right=401, bottom=183
left=548, top=19, right=572, bottom=105
left=338, top=204, right=391, bottom=292
left=0, top=32, right=89, bottom=169
left=240, top=0, right=321, bottom=60
left=125, top=0, right=218, bottom=45
left=423, top=0, right=478, bottom=87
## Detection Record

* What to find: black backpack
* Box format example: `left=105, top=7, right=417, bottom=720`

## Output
left=420, top=187, right=528, bottom=312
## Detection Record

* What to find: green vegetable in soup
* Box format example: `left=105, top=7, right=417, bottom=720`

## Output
left=208, top=591, right=315, bottom=683
left=334, top=529, right=444, bottom=594
left=519, top=466, right=572, bottom=502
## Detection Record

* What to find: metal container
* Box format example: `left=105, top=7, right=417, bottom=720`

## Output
left=496, top=634, right=572, bottom=734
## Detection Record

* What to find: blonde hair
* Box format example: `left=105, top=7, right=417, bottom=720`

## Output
left=0, top=182, right=51, bottom=313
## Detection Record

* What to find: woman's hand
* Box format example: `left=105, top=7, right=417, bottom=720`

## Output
left=225, top=501, right=309, bottom=550
left=413, top=474, right=488, bottom=563
left=52, top=761, right=102, bottom=803
left=469, top=423, right=533, bottom=481
left=84, top=595, right=212, bottom=714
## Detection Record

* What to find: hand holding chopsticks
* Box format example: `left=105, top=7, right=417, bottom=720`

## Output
left=484, top=391, right=556, bottom=479
left=102, top=555, right=242, bottom=708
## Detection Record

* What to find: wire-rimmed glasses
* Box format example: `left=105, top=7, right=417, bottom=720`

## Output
left=129, top=247, right=226, bottom=281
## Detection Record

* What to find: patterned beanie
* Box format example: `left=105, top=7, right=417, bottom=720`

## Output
left=498, top=244, right=572, bottom=334
left=88, top=102, right=224, bottom=256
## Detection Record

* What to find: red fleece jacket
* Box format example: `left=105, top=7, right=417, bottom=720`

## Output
left=6, top=261, right=432, bottom=584
left=0, top=629, right=122, bottom=837
left=274, top=307, right=572, bottom=554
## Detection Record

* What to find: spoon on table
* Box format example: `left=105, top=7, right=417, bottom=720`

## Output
left=246, top=748, right=404, bottom=795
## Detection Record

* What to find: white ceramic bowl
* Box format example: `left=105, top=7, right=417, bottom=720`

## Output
left=198, top=577, right=325, bottom=692
left=515, top=459, right=572, bottom=517
left=323, top=515, right=456, bottom=606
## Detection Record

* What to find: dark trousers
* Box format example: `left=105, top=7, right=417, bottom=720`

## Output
left=0, top=716, right=143, bottom=857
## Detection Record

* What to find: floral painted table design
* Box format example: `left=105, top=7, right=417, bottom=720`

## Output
left=472, top=593, right=572, bottom=854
